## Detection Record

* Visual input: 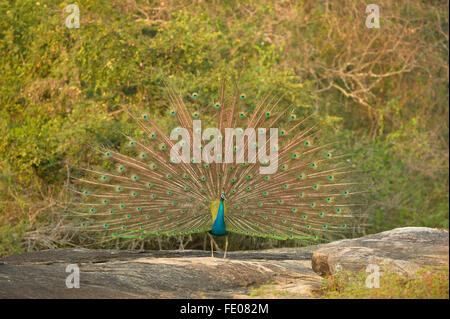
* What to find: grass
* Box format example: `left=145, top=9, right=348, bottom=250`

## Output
left=247, top=267, right=449, bottom=299
left=249, top=281, right=293, bottom=299
left=318, top=266, right=449, bottom=299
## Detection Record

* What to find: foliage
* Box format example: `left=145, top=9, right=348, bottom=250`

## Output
left=0, top=0, right=448, bottom=255
left=319, top=266, right=449, bottom=299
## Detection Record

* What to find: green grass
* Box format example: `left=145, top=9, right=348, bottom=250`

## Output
left=247, top=267, right=449, bottom=299
left=318, top=266, right=449, bottom=299
left=248, top=281, right=296, bottom=299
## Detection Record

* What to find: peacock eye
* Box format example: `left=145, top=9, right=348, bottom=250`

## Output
left=192, top=92, right=198, bottom=99
left=240, top=93, right=246, bottom=100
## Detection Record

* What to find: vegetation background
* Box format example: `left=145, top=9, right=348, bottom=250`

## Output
left=0, top=0, right=448, bottom=256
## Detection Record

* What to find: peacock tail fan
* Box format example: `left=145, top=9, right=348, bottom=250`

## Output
left=65, top=83, right=363, bottom=247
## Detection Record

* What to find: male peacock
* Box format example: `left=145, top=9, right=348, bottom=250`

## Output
left=69, top=84, right=357, bottom=258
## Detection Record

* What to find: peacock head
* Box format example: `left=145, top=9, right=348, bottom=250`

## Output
left=220, top=193, right=227, bottom=201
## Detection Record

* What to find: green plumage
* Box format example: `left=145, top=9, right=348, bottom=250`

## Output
left=69, top=85, right=358, bottom=245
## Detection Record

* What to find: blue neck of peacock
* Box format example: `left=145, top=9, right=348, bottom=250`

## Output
left=211, top=198, right=227, bottom=236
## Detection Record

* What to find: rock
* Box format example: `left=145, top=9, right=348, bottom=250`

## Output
left=311, top=227, right=449, bottom=277
left=0, top=248, right=322, bottom=299
left=4, top=227, right=444, bottom=298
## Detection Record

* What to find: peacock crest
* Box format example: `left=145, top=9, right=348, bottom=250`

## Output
left=68, top=84, right=359, bottom=253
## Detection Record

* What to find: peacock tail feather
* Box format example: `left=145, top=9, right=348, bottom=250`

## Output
left=67, top=84, right=360, bottom=244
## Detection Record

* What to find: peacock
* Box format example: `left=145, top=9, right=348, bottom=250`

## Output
left=68, top=84, right=358, bottom=258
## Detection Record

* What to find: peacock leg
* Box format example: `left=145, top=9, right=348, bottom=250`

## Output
left=223, top=234, right=229, bottom=259
left=207, top=233, right=214, bottom=258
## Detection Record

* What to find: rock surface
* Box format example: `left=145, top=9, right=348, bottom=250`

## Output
left=312, top=227, right=449, bottom=276
left=1, top=227, right=447, bottom=298
left=0, top=248, right=322, bottom=299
